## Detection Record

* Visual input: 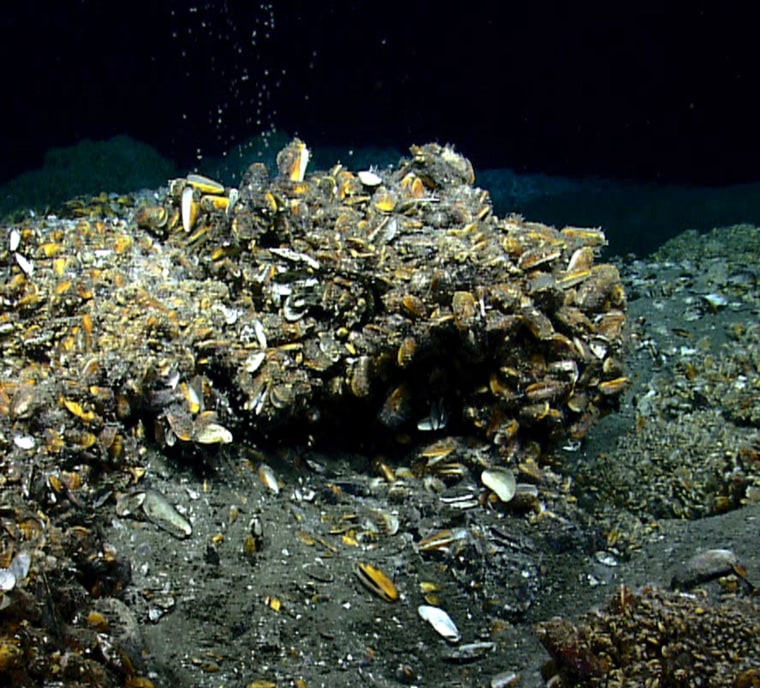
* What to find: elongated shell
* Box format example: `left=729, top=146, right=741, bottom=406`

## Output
left=418, top=604, right=461, bottom=642
left=355, top=562, right=399, bottom=602
left=181, top=186, right=198, bottom=232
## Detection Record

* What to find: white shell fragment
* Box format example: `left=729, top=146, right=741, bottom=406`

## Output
left=490, top=670, right=520, bottom=688
left=244, top=351, right=267, bottom=374
left=418, top=604, right=461, bottom=643
left=268, top=247, right=321, bottom=270
left=0, top=552, right=32, bottom=596
left=444, top=640, right=495, bottom=662
left=481, top=467, right=517, bottom=503
left=358, top=170, right=383, bottom=187
left=253, top=318, right=268, bottom=349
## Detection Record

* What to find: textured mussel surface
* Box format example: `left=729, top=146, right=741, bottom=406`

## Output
left=0, top=141, right=628, bottom=685
left=1, top=140, right=627, bottom=465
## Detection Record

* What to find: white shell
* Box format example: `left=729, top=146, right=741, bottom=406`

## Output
left=14, top=253, right=34, bottom=276
left=244, top=351, right=267, bottom=374
left=253, top=318, right=268, bottom=350
left=13, top=434, right=35, bottom=450
left=703, top=292, right=728, bottom=309
left=418, top=604, right=461, bottom=642
left=181, top=185, right=195, bottom=232
left=481, top=467, right=516, bottom=503
left=141, top=490, right=193, bottom=538
left=0, top=569, right=16, bottom=592
left=358, top=170, right=382, bottom=187
left=9, top=228, right=20, bottom=252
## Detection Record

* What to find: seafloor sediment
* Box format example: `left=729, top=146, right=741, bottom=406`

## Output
left=1, top=144, right=758, bottom=687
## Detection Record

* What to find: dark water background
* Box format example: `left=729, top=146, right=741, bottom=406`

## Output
left=2, top=1, right=759, bottom=256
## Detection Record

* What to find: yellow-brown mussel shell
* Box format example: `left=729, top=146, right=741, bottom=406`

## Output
left=354, top=561, right=398, bottom=602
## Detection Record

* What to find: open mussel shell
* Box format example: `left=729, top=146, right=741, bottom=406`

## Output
left=418, top=604, right=461, bottom=642
left=481, top=467, right=517, bottom=503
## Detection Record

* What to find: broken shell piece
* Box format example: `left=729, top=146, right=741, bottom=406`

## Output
left=355, top=562, right=399, bottom=602
left=418, top=604, right=461, bottom=642
left=417, top=400, right=448, bottom=431
left=490, top=670, right=521, bottom=688
left=12, top=434, right=35, bottom=450
left=444, top=641, right=495, bottom=663
left=140, top=490, right=193, bottom=539
left=244, top=351, right=266, bottom=374
left=9, top=228, right=20, bottom=252
left=481, top=467, right=516, bottom=503
left=8, top=552, right=30, bottom=582
left=14, top=252, right=34, bottom=276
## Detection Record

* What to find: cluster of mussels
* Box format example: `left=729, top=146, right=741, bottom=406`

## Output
left=536, top=584, right=760, bottom=687
left=135, top=140, right=627, bottom=452
left=0, top=140, right=630, bottom=472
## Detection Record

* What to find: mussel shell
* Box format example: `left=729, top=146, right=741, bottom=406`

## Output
left=418, top=604, right=461, bottom=642
left=140, top=490, right=193, bottom=539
